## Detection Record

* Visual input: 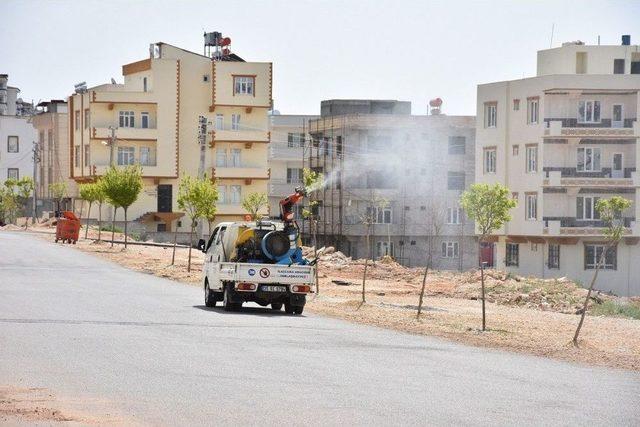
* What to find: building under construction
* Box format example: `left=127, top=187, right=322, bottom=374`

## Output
left=304, top=99, right=478, bottom=270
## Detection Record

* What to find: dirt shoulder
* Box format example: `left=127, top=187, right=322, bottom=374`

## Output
left=15, top=225, right=640, bottom=372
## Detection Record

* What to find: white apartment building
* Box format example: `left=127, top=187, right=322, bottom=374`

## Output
left=476, top=36, right=640, bottom=296
left=0, top=74, right=36, bottom=185
left=268, top=114, right=318, bottom=216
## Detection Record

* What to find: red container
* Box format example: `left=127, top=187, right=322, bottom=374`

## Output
left=55, top=211, right=81, bottom=244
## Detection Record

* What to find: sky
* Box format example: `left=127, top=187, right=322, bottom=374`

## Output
left=1, top=0, right=639, bottom=116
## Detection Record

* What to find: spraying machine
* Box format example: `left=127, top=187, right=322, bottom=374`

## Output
left=198, top=187, right=315, bottom=314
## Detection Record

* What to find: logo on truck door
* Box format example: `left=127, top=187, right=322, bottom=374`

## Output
left=259, top=268, right=270, bottom=278
left=248, top=268, right=256, bottom=276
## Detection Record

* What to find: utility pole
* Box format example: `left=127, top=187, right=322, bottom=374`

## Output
left=31, top=141, right=40, bottom=224
left=196, top=115, right=208, bottom=238
left=107, top=126, right=117, bottom=166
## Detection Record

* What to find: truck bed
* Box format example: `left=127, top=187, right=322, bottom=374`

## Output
left=217, top=262, right=315, bottom=285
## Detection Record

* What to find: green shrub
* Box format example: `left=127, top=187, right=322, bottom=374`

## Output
left=591, top=300, right=640, bottom=320
left=100, top=224, right=122, bottom=233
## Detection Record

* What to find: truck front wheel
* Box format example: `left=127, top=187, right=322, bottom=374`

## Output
left=204, top=281, right=216, bottom=308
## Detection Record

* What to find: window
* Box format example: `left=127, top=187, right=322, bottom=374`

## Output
left=447, top=207, right=461, bottom=224
left=84, top=145, right=90, bottom=166
left=548, top=244, right=560, bottom=269
left=203, top=74, right=210, bottom=82
left=7, top=136, right=18, bottom=153
left=287, top=168, right=303, bottom=184
left=577, top=196, right=601, bottom=220
left=75, top=111, right=80, bottom=130
left=230, top=149, right=241, bottom=167
left=410, top=240, right=416, bottom=246
left=84, top=109, right=90, bottom=129
left=484, top=103, right=497, bottom=128
left=420, top=206, right=426, bottom=211
left=287, top=133, right=305, bottom=148
left=216, top=149, right=227, bottom=167
left=527, top=98, right=539, bottom=124
left=577, top=147, right=601, bottom=172
left=119, top=111, right=135, bottom=128
left=530, top=243, right=538, bottom=252
left=366, top=206, right=392, bottom=224
left=376, top=241, right=394, bottom=258
left=233, top=76, right=254, bottom=95
left=231, top=114, right=240, bottom=130
left=404, top=206, right=410, bottom=211
left=218, top=185, right=227, bottom=204
left=525, top=193, right=537, bottom=220
left=230, top=185, right=241, bottom=204
left=117, top=146, right=135, bottom=165
left=447, top=172, right=465, bottom=190
left=441, top=241, right=459, bottom=258
left=157, top=223, right=167, bottom=232
left=74, top=145, right=80, bottom=166
left=141, top=112, right=149, bottom=129
left=513, top=99, right=520, bottom=111
left=483, top=148, right=496, bottom=174
left=140, top=147, right=156, bottom=166
left=7, top=168, right=19, bottom=180
left=578, top=100, right=601, bottom=123
left=215, top=114, right=224, bottom=130
left=512, top=145, right=519, bottom=156
left=526, top=145, right=538, bottom=172
left=613, top=59, right=625, bottom=74
left=584, top=244, right=616, bottom=270
left=506, top=243, right=519, bottom=266
left=448, top=136, right=466, bottom=154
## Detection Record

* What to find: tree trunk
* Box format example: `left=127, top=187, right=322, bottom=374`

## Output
left=573, top=247, right=607, bottom=346
left=124, top=208, right=128, bottom=249
left=481, top=259, right=486, bottom=331
left=362, top=229, right=370, bottom=304
left=417, top=249, right=432, bottom=319
left=187, top=226, right=194, bottom=272
left=171, top=225, right=178, bottom=265
left=313, top=220, right=319, bottom=295
left=111, top=207, right=117, bottom=248
left=85, top=202, right=92, bottom=239
left=97, top=204, right=102, bottom=241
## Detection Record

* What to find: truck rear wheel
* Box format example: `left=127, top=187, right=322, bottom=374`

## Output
left=284, top=303, right=304, bottom=315
left=223, top=284, right=241, bottom=312
left=204, top=281, right=216, bottom=307
left=271, top=303, right=283, bottom=311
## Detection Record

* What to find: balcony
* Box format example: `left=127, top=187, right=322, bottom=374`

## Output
left=543, top=218, right=635, bottom=237
left=544, top=120, right=639, bottom=138
left=213, top=128, right=269, bottom=143
left=269, top=144, right=304, bottom=161
left=270, top=179, right=301, bottom=196
left=92, top=126, right=157, bottom=141
left=542, top=171, right=639, bottom=188
left=92, top=90, right=155, bottom=105
left=213, top=164, right=269, bottom=180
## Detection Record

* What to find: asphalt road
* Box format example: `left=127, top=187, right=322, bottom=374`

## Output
left=1, top=232, right=639, bottom=426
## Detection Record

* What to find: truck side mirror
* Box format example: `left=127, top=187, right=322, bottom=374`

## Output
left=197, top=238, right=206, bottom=252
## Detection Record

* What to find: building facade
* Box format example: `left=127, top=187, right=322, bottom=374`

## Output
left=68, top=38, right=272, bottom=235
left=0, top=75, right=36, bottom=186
left=306, top=99, right=477, bottom=270
left=268, top=114, right=318, bottom=216
left=476, top=37, right=640, bottom=296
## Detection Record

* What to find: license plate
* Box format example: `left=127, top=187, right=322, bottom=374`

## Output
left=262, top=285, right=286, bottom=292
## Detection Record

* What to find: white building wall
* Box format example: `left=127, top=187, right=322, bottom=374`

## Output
left=0, top=116, right=37, bottom=185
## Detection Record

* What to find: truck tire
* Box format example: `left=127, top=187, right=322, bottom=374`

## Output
left=284, top=303, right=304, bottom=315
left=271, top=303, right=283, bottom=311
left=204, top=281, right=216, bottom=307
left=223, top=284, right=241, bottom=312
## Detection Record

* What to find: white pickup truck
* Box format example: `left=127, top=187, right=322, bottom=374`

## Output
left=198, top=221, right=315, bottom=314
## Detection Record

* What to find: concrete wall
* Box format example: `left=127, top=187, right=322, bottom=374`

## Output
left=0, top=116, right=36, bottom=185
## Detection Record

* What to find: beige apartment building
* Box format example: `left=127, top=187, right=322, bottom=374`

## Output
left=68, top=37, right=272, bottom=235
left=32, top=100, right=73, bottom=211
left=267, top=114, right=318, bottom=216
left=306, top=99, right=477, bottom=270
left=476, top=36, right=640, bottom=296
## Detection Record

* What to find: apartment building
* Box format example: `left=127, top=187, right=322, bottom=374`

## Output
left=68, top=35, right=272, bottom=234
left=0, top=74, right=36, bottom=185
left=31, top=100, right=72, bottom=210
left=476, top=36, right=640, bottom=296
left=268, top=114, right=318, bottom=215
left=306, top=99, right=477, bottom=270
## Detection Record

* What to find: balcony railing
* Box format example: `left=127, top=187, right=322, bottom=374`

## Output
left=213, top=128, right=269, bottom=143
left=269, top=179, right=301, bottom=196
left=543, top=218, right=635, bottom=236
left=92, top=90, right=155, bottom=104
left=93, top=126, right=157, bottom=141
left=544, top=120, right=639, bottom=137
left=269, top=144, right=304, bottom=160
left=213, top=164, right=269, bottom=179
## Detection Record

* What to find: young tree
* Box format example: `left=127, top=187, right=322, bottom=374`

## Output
left=177, top=174, right=219, bottom=272
left=94, top=180, right=106, bottom=241
left=16, top=177, right=34, bottom=229
left=49, top=181, right=67, bottom=215
left=460, top=183, right=516, bottom=331
left=79, top=183, right=101, bottom=239
left=417, top=198, right=447, bottom=319
left=0, top=181, right=19, bottom=225
left=101, top=165, right=143, bottom=249
left=573, top=196, right=631, bottom=346
left=359, top=192, right=389, bottom=304
left=241, top=192, right=268, bottom=221
left=302, top=168, right=324, bottom=293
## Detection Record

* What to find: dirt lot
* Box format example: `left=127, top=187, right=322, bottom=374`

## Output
left=10, top=221, right=640, bottom=371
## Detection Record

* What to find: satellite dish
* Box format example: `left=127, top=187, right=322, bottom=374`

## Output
left=111, top=78, right=117, bottom=84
